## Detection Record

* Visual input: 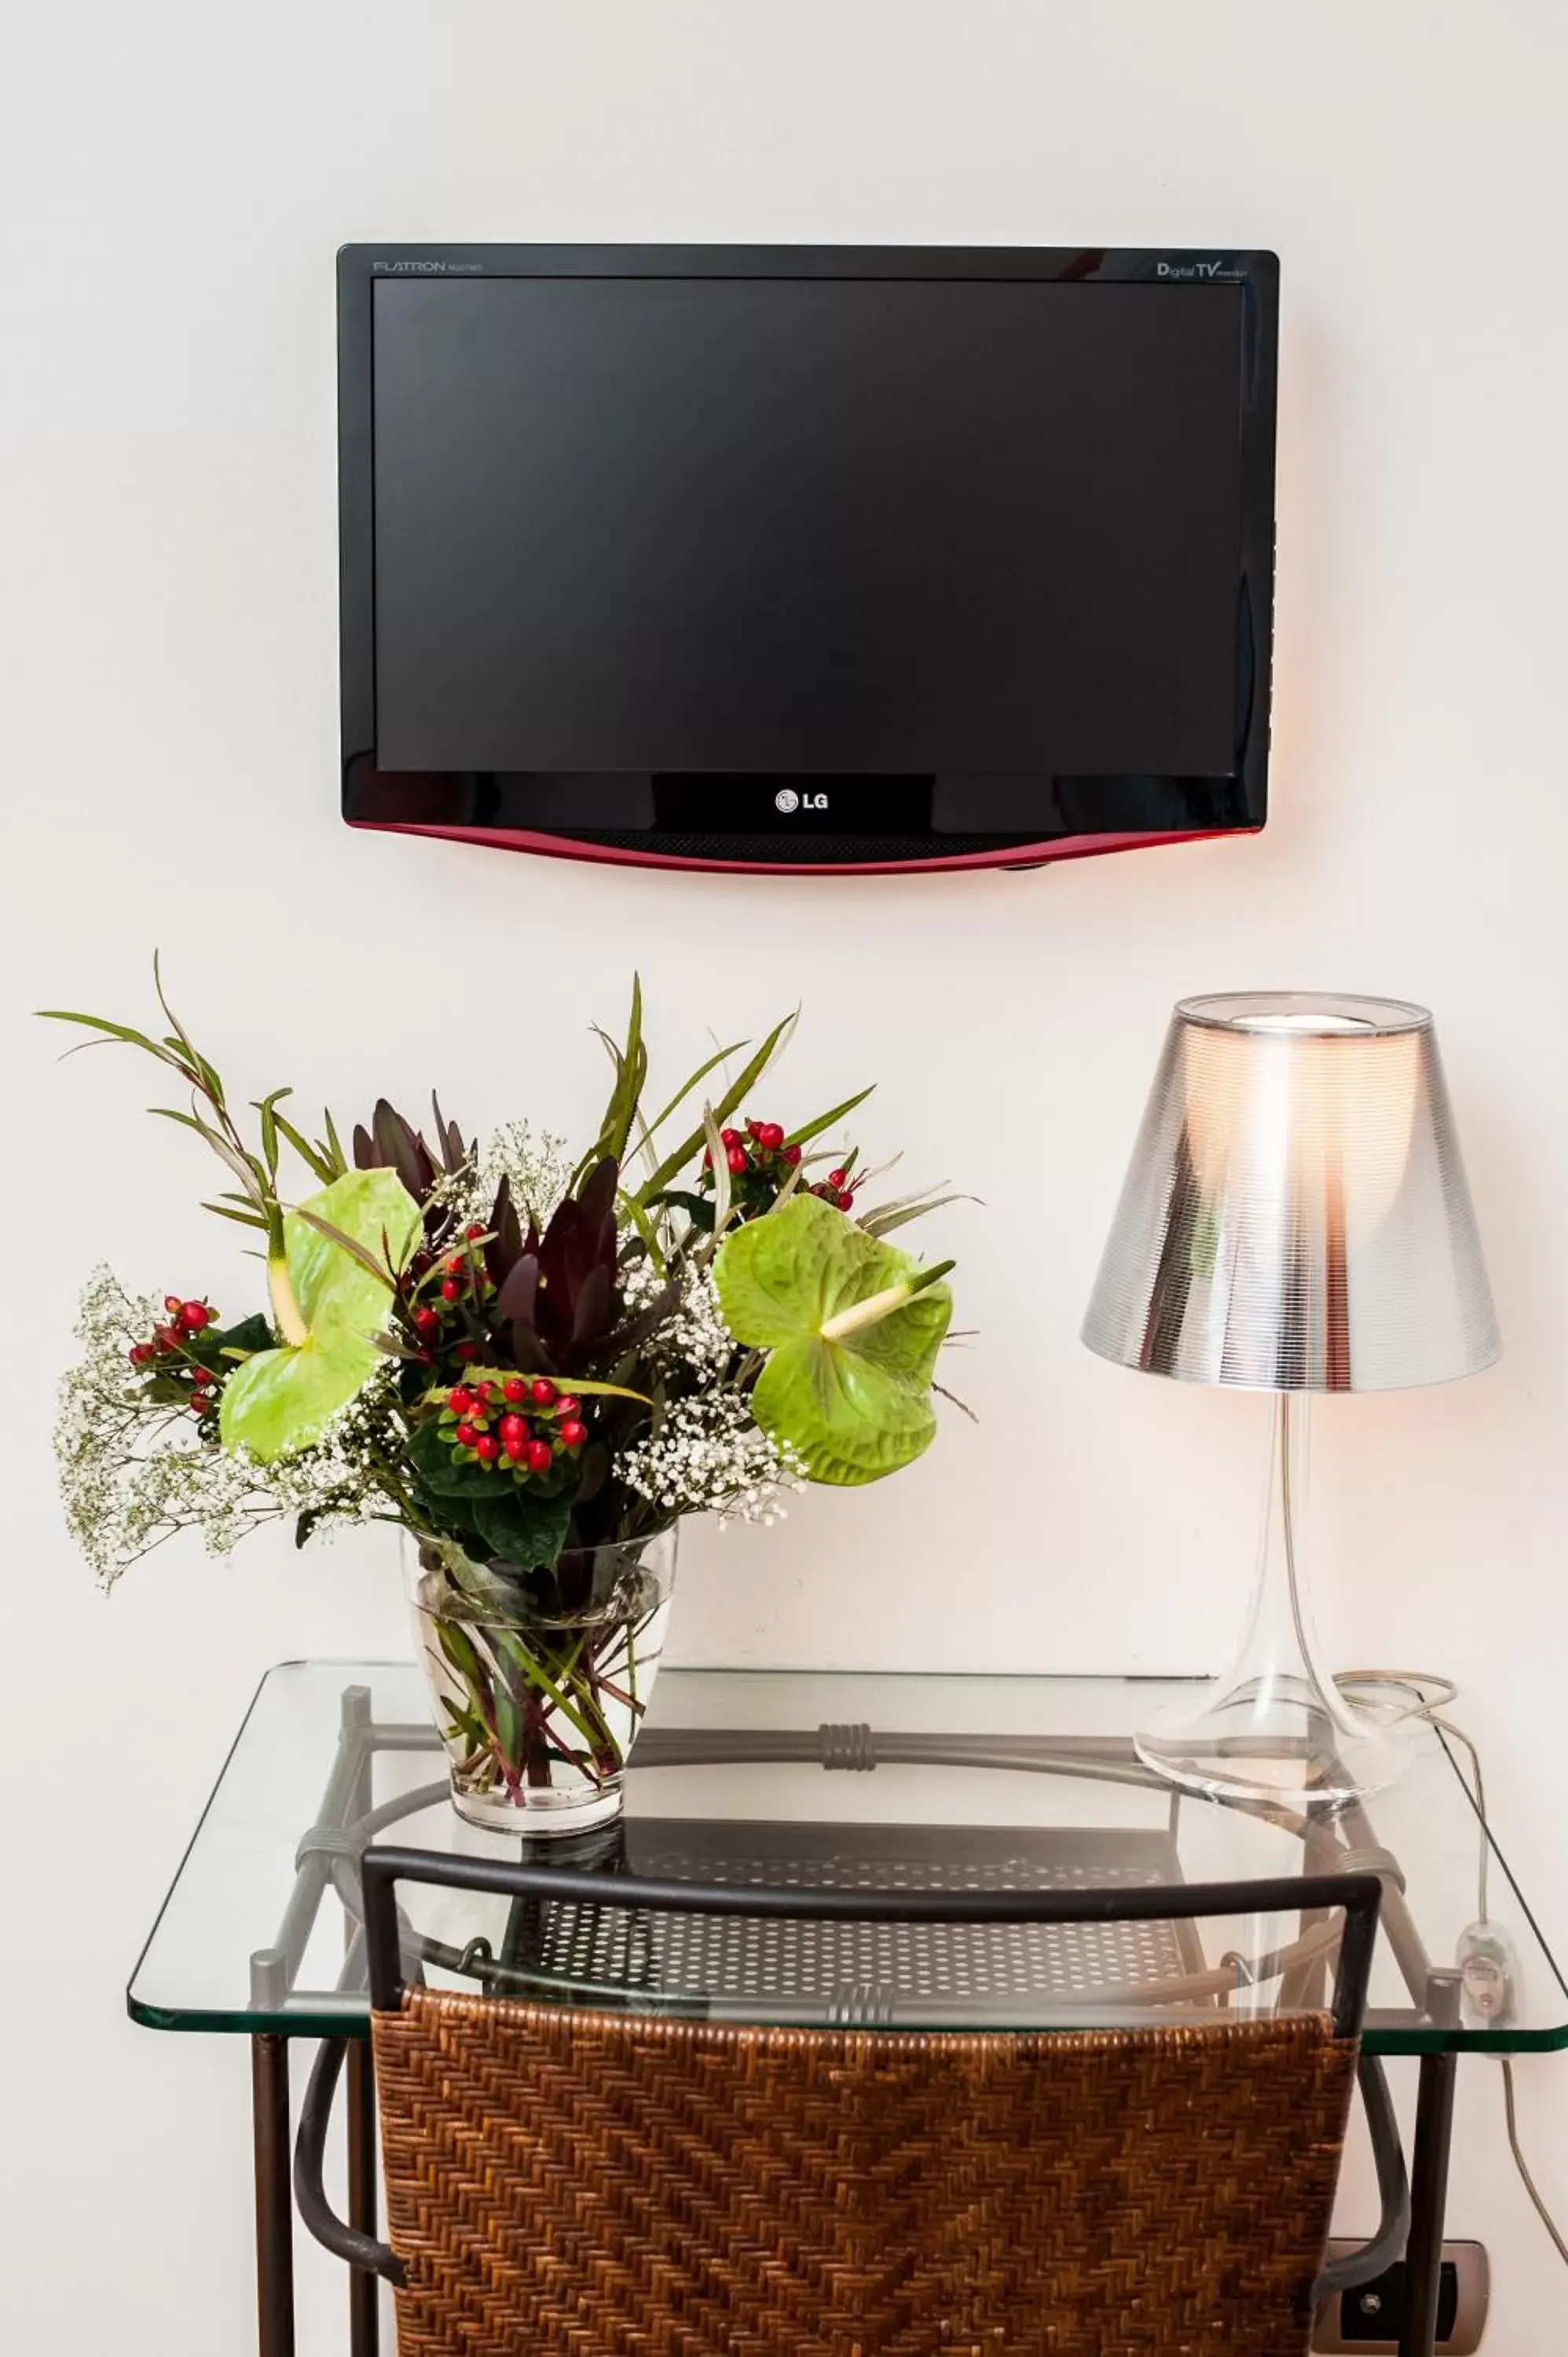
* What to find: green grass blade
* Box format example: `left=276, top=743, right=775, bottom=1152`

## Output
left=38, top=1010, right=187, bottom=1070
left=322, top=1109, right=349, bottom=1176
left=635, top=1012, right=797, bottom=1204
left=643, top=1038, right=749, bottom=1138
left=618, top=1190, right=670, bottom=1275
left=786, top=1083, right=875, bottom=1149
left=201, top=1200, right=271, bottom=1231
left=272, top=1109, right=336, bottom=1184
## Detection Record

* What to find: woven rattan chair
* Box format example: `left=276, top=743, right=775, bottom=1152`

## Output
left=299, top=1849, right=1407, bottom=2355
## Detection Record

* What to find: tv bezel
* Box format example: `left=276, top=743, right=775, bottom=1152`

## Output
left=338, top=244, right=1279, bottom=874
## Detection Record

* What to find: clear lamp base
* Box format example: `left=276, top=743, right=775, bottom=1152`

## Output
left=1134, top=1674, right=1416, bottom=1811
left=1134, top=1394, right=1420, bottom=1813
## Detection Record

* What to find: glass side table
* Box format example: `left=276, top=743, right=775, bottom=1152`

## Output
left=130, top=1661, right=1568, bottom=2357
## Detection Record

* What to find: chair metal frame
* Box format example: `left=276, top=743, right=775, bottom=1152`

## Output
left=297, top=1847, right=1408, bottom=2322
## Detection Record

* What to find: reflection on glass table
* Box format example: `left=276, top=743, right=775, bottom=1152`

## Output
left=126, top=1660, right=1566, bottom=2357
left=129, top=1661, right=1566, bottom=2053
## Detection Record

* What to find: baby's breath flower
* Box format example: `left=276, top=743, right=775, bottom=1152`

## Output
left=621, top=1389, right=804, bottom=1527
left=55, top=1266, right=405, bottom=1587
left=621, top=1260, right=737, bottom=1380
left=434, top=1121, right=573, bottom=1233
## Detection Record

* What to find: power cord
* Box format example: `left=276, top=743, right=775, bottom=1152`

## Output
left=1502, top=2058, right=1568, bottom=2267
left=1335, top=1670, right=1568, bottom=2270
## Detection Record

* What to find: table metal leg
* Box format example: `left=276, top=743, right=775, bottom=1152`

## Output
left=1399, top=2051, right=1457, bottom=2357
left=347, top=2040, right=380, bottom=2356
left=251, top=2033, right=295, bottom=2357
left=341, top=1687, right=381, bottom=2355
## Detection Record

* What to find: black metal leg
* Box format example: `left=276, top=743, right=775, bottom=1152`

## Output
left=347, top=2039, right=380, bottom=2356
left=1399, top=2051, right=1457, bottom=2357
left=252, top=2033, right=296, bottom=2357
left=342, top=1688, right=380, bottom=2355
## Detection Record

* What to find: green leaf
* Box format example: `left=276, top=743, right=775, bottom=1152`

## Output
left=200, top=1200, right=270, bottom=1231
left=617, top=1189, right=672, bottom=1273
left=785, top=1083, right=875, bottom=1149
left=434, top=1618, right=492, bottom=1710
left=218, top=1168, right=420, bottom=1461
left=322, top=1109, right=349, bottom=1177
left=575, top=977, right=648, bottom=1186
left=470, top=1486, right=574, bottom=1571
left=206, top=1312, right=274, bottom=1361
left=491, top=1676, right=524, bottom=1773
left=419, top=1490, right=480, bottom=1541
left=163, top=1109, right=265, bottom=1200
left=408, top=1425, right=502, bottom=1498
left=417, top=1369, right=651, bottom=1411
left=270, top=1106, right=338, bottom=1186
left=406, top=1431, right=576, bottom=1565
left=642, top=1037, right=749, bottom=1140
left=288, top=1205, right=398, bottom=1290
left=38, top=1009, right=185, bottom=1067
left=153, top=951, right=226, bottom=1107
left=647, top=1187, right=715, bottom=1235
left=859, top=1190, right=971, bottom=1239
left=714, top=1193, right=953, bottom=1486
left=702, top=1100, right=732, bottom=1241
left=634, top=1012, right=797, bottom=1207
left=251, top=1087, right=293, bottom=1180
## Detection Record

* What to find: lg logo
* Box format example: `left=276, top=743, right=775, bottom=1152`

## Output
left=775, top=790, right=828, bottom=814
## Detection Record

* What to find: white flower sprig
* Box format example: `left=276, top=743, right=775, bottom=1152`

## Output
left=621, top=1388, right=804, bottom=1527
left=55, top=1266, right=406, bottom=1588
left=621, top=1259, right=736, bottom=1380
left=434, top=1120, right=573, bottom=1237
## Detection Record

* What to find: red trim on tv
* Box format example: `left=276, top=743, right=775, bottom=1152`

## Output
left=347, top=820, right=1251, bottom=876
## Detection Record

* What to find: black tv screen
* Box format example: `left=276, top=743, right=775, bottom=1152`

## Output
left=339, top=247, right=1277, bottom=872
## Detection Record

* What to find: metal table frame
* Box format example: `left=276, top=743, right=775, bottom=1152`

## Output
left=138, top=1681, right=1526, bottom=2357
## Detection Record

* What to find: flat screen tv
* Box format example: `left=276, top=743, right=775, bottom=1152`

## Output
left=339, top=244, right=1278, bottom=874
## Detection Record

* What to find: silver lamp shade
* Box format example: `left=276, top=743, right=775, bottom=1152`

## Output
left=1083, top=992, right=1499, bottom=1811
left=1082, top=992, right=1499, bottom=1393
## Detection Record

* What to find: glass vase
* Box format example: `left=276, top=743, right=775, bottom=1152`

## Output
left=406, top=1528, right=677, bottom=1836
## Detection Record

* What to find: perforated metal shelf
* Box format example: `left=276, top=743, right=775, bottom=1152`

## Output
left=530, top=1821, right=1198, bottom=2015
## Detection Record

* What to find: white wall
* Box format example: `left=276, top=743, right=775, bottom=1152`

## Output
left=4, top=2, right=1566, bottom=2345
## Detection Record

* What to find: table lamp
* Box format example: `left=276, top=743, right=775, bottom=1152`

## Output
left=1082, top=992, right=1499, bottom=1809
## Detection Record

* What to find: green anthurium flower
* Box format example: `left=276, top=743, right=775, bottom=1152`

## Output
left=714, top=1192, right=954, bottom=1486
left=219, top=1168, right=422, bottom=1463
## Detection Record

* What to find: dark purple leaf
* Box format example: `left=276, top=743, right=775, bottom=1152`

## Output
left=507, top=1322, right=551, bottom=1375
left=599, top=1277, right=682, bottom=1360
left=569, top=1263, right=613, bottom=1355
left=578, top=1156, right=619, bottom=1235
left=496, top=1254, right=539, bottom=1330
left=372, top=1100, right=434, bottom=1200
left=488, top=1175, right=524, bottom=1279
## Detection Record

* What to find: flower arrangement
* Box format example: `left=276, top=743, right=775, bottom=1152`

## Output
left=48, top=967, right=962, bottom=1828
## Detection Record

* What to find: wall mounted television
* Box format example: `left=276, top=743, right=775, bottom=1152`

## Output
left=339, top=244, right=1278, bottom=874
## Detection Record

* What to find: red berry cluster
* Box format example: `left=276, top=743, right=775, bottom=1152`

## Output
left=129, top=1296, right=220, bottom=1414
left=698, top=1118, right=863, bottom=1216
left=701, top=1116, right=802, bottom=1192
left=811, top=1166, right=861, bottom=1214
left=441, top=1375, right=588, bottom=1478
left=408, top=1224, right=492, bottom=1353
left=129, top=1295, right=215, bottom=1367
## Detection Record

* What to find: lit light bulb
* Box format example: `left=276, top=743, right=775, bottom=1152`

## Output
left=1182, top=1003, right=1422, bottom=1236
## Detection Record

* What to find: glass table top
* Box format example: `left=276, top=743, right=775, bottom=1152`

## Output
left=126, top=1660, right=1568, bottom=2055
